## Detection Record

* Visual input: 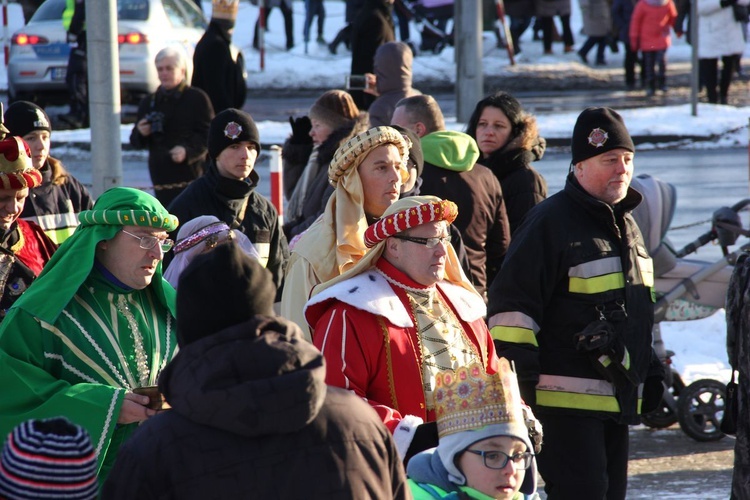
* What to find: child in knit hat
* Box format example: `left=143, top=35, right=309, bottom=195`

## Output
left=407, top=360, right=542, bottom=500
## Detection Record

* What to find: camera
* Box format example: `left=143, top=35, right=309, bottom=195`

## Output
left=145, top=111, right=165, bottom=135
left=345, top=74, right=368, bottom=91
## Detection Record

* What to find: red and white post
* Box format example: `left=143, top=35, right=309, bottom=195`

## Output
left=268, top=145, right=284, bottom=224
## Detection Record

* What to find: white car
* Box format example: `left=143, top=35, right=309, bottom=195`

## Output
left=8, top=0, right=207, bottom=104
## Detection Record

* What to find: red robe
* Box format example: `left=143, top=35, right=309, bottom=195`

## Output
left=305, top=259, right=498, bottom=455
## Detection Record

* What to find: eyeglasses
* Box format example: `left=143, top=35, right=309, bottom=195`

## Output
left=391, top=234, right=451, bottom=249
left=464, top=450, right=534, bottom=470
left=121, top=229, right=174, bottom=253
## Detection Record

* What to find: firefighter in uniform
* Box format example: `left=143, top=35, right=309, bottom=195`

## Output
left=487, top=107, right=664, bottom=500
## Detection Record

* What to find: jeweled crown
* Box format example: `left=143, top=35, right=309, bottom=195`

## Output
left=434, top=359, right=524, bottom=438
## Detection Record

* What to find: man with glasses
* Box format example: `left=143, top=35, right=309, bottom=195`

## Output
left=305, top=196, right=498, bottom=464
left=0, top=187, right=180, bottom=484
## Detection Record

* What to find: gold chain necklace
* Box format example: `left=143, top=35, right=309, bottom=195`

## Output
left=116, top=294, right=150, bottom=387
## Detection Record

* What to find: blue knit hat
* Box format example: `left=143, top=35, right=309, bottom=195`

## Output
left=0, top=418, right=98, bottom=500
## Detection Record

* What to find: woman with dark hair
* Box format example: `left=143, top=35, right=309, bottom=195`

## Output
left=465, top=92, right=547, bottom=234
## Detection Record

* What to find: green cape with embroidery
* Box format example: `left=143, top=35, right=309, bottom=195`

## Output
left=0, top=187, right=179, bottom=482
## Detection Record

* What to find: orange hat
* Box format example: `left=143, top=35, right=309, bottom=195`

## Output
left=0, top=136, right=41, bottom=190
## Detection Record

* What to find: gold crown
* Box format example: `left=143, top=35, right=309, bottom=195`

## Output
left=212, top=0, right=239, bottom=20
left=434, top=359, right=524, bottom=438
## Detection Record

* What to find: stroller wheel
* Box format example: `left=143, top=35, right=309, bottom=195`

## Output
left=677, top=379, right=727, bottom=442
left=641, top=369, right=685, bottom=429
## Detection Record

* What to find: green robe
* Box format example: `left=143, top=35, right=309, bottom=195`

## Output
left=0, top=267, right=177, bottom=481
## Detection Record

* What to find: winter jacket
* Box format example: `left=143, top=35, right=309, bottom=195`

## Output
left=612, top=0, right=638, bottom=43
left=102, top=316, right=410, bottom=500
left=20, top=157, right=93, bottom=245
left=369, top=42, right=421, bottom=128
left=696, top=0, right=750, bottom=59
left=130, top=82, right=214, bottom=207
left=167, top=163, right=289, bottom=296
left=282, top=113, right=370, bottom=239
left=191, top=21, right=246, bottom=113
left=350, top=0, right=395, bottom=80
left=418, top=130, right=511, bottom=299
left=535, top=0, right=572, bottom=17
left=479, top=122, right=547, bottom=235
left=580, top=0, right=613, bottom=36
left=629, top=0, right=677, bottom=52
left=487, top=174, right=663, bottom=425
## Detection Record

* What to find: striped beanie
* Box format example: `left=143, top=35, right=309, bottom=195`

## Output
left=0, top=418, right=98, bottom=500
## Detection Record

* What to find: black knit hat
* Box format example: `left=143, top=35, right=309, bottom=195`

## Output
left=0, top=417, right=98, bottom=500
left=4, top=101, right=52, bottom=138
left=389, top=124, right=423, bottom=177
left=208, top=108, right=261, bottom=160
left=571, top=107, right=634, bottom=165
left=176, top=241, right=276, bottom=346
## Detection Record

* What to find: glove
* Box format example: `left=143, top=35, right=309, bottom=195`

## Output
left=289, top=116, right=312, bottom=145
left=721, top=0, right=738, bottom=7
left=403, top=421, right=439, bottom=464
left=641, top=376, right=665, bottom=414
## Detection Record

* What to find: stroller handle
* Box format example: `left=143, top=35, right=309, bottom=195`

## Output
left=673, top=198, right=750, bottom=258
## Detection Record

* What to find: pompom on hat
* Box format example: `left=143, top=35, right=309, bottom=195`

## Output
left=0, top=136, right=42, bottom=190
left=434, top=360, right=540, bottom=496
left=0, top=417, right=98, bottom=500
left=571, top=107, right=634, bottom=165
left=364, top=198, right=457, bottom=248
left=328, top=126, right=410, bottom=186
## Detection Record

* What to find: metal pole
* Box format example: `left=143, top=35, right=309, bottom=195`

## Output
left=87, top=0, right=122, bottom=196
left=259, top=0, right=266, bottom=72
left=690, top=0, right=698, bottom=116
left=455, top=0, right=483, bottom=123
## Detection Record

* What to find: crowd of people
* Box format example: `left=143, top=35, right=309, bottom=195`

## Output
left=7, top=0, right=750, bottom=498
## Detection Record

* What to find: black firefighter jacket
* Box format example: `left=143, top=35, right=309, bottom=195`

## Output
left=488, top=174, right=664, bottom=425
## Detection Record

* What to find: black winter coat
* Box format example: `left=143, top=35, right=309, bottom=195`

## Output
left=481, top=137, right=547, bottom=235
left=130, top=83, right=214, bottom=207
left=191, top=21, right=246, bottom=113
left=350, top=0, right=395, bottom=108
left=102, top=316, right=410, bottom=500
left=167, top=163, right=289, bottom=296
left=488, top=175, right=662, bottom=424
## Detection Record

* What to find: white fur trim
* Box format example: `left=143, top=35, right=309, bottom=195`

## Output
left=436, top=281, right=487, bottom=322
left=393, top=414, right=424, bottom=460
left=305, top=271, right=414, bottom=327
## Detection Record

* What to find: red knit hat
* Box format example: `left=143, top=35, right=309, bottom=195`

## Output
left=364, top=198, right=458, bottom=248
left=0, top=136, right=42, bottom=190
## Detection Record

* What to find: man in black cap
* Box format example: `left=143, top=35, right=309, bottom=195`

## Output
left=167, top=108, right=288, bottom=296
left=102, top=242, right=410, bottom=499
left=487, top=107, right=664, bottom=499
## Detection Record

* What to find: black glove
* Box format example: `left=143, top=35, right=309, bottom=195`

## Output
left=404, top=421, right=439, bottom=464
left=289, top=116, right=312, bottom=145
left=721, top=0, right=737, bottom=7
left=641, top=376, right=665, bottom=414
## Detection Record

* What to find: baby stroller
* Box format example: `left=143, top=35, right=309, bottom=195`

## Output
left=394, top=0, right=454, bottom=54
left=631, top=173, right=750, bottom=442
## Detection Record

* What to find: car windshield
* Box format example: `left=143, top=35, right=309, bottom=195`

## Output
left=30, top=0, right=150, bottom=22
